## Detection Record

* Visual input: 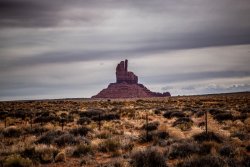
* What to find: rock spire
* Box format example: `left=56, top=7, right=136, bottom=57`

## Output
left=92, top=60, right=171, bottom=98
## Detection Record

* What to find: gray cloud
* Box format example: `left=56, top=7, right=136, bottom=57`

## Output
left=0, top=0, right=61, bottom=27
left=0, top=0, right=250, bottom=100
left=143, top=71, right=250, bottom=84
left=162, top=83, right=250, bottom=95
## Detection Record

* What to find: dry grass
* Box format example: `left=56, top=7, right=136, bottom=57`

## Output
left=0, top=93, right=249, bottom=166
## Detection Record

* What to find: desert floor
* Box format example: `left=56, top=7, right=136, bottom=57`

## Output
left=0, top=92, right=249, bottom=167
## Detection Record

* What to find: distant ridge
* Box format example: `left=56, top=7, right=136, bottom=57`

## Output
left=1, top=92, right=249, bottom=102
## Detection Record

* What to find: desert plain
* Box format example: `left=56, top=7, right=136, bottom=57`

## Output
left=0, top=92, right=249, bottom=167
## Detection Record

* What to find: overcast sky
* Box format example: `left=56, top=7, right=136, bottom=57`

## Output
left=0, top=0, right=250, bottom=100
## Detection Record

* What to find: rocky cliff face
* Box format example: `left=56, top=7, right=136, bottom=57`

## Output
left=116, top=59, right=138, bottom=84
left=92, top=59, right=170, bottom=98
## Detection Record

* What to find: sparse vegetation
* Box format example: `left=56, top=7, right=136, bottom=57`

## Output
left=36, top=130, right=64, bottom=145
left=131, top=147, right=167, bottom=167
left=0, top=93, right=249, bottom=166
left=3, top=154, right=32, bottom=167
left=168, top=142, right=198, bottom=159
left=214, top=112, right=234, bottom=122
left=193, top=132, right=223, bottom=143
left=98, top=138, right=121, bottom=153
left=176, top=155, right=226, bottom=167
left=172, top=117, right=193, bottom=131
left=70, top=126, right=90, bottom=136
left=72, top=144, right=93, bottom=157
left=2, top=126, right=22, bottom=138
left=54, top=133, right=79, bottom=147
left=163, top=110, right=186, bottom=118
left=141, top=121, right=159, bottom=131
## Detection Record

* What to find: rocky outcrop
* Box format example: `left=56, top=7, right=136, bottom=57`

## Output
left=92, top=59, right=170, bottom=98
left=116, top=59, right=138, bottom=84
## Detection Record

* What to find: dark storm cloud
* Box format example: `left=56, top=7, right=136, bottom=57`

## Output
left=0, top=49, right=134, bottom=71
left=1, top=34, right=250, bottom=71
left=0, top=0, right=61, bottom=27
left=0, top=0, right=107, bottom=27
left=1, top=0, right=250, bottom=62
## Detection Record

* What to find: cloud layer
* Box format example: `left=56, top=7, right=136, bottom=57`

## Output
left=0, top=0, right=250, bottom=100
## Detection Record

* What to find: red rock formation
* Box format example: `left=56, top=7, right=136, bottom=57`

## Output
left=116, top=59, right=138, bottom=84
left=92, top=60, right=171, bottom=98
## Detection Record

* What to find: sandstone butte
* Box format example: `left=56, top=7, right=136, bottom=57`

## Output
left=92, top=59, right=171, bottom=98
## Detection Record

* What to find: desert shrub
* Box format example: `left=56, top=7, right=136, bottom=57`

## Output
left=225, top=158, right=241, bottom=167
left=227, top=156, right=250, bottom=167
left=193, top=132, right=223, bottom=143
left=172, top=117, right=193, bottom=131
left=163, top=111, right=173, bottom=118
left=198, top=142, right=214, bottom=155
left=173, top=117, right=193, bottom=126
left=79, top=109, right=103, bottom=118
left=241, top=155, right=250, bottom=167
left=239, top=107, right=250, bottom=114
left=156, top=107, right=169, bottom=111
left=69, top=110, right=80, bottom=115
left=138, top=132, right=154, bottom=143
left=2, top=126, right=22, bottom=138
left=176, top=155, right=226, bottom=167
left=3, top=154, right=32, bottom=167
left=0, top=111, right=8, bottom=119
left=36, top=111, right=49, bottom=117
left=198, top=121, right=205, bottom=127
left=33, top=115, right=58, bottom=125
left=196, top=111, right=205, bottom=117
left=54, top=133, right=79, bottom=147
left=24, top=126, right=49, bottom=135
left=170, top=112, right=186, bottom=118
left=140, top=131, right=169, bottom=146
left=77, top=117, right=91, bottom=126
left=92, top=113, right=120, bottom=121
left=141, top=121, right=159, bottom=131
left=208, top=108, right=222, bottom=116
left=60, top=113, right=74, bottom=122
left=55, top=152, right=66, bottom=162
left=119, top=108, right=136, bottom=118
left=246, top=145, right=250, bottom=152
left=98, top=138, right=121, bottom=152
left=163, top=111, right=185, bottom=119
left=219, top=145, right=235, bottom=157
left=0, top=111, right=8, bottom=126
left=8, top=110, right=29, bottom=120
left=234, top=113, right=248, bottom=121
left=131, top=147, right=167, bottom=167
left=96, top=131, right=112, bottom=139
left=122, top=141, right=134, bottom=152
left=72, top=144, right=93, bottom=157
left=168, top=142, right=199, bottom=159
left=36, top=130, right=64, bottom=145
left=102, top=113, right=120, bottom=121
left=20, top=146, right=40, bottom=164
left=231, top=131, right=250, bottom=140
left=156, top=131, right=170, bottom=140
left=110, top=107, right=118, bottom=112
left=154, top=110, right=161, bottom=115
left=70, top=127, right=90, bottom=136
left=214, top=113, right=234, bottom=122
left=35, top=145, right=58, bottom=164
left=107, top=159, right=125, bottom=167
